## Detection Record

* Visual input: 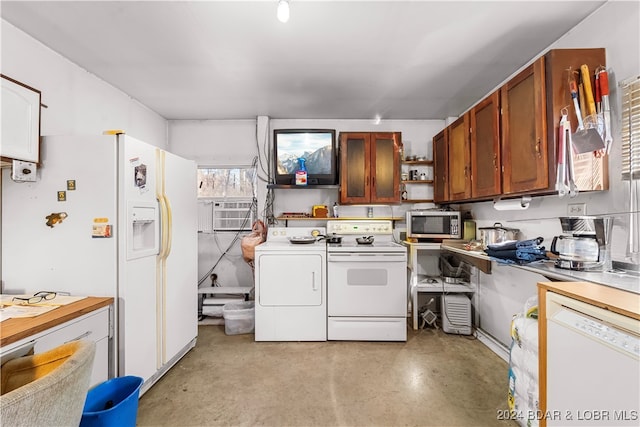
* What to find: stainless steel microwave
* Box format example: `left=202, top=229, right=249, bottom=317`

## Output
left=406, top=210, right=462, bottom=239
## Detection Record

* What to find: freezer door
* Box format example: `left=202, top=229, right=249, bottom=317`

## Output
left=159, top=150, right=198, bottom=364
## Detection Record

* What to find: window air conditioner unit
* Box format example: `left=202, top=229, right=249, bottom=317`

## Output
left=198, top=199, right=254, bottom=232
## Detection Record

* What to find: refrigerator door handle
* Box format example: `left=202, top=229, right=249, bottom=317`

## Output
left=158, top=195, right=168, bottom=259
left=156, top=148, right=172, bottom=260
left=160, top=194, right=173, bottom=258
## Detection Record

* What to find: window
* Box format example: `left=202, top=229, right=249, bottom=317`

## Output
left=621, top=76, right=640, bottom=181
left=621, top=75, right=640, bottom=259
left=197, top=166, right=257, bottom=232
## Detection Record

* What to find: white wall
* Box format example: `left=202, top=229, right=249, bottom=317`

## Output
left=168, top=118, right=445, bottom=287
left=268, top=119, right=444, bottom=221
left=168, top=120, right=259, bottom=289
left=0, top=20, right=169, bottom=290
left=1, top=20, right=167, bottom=146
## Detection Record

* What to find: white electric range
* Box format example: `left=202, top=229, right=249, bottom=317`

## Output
left=326, top=220, right=408, bottom=341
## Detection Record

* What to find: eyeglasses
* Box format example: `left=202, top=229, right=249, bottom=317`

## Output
left=12, top=291, right=57, bottom=305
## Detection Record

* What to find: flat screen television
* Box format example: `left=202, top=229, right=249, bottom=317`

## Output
left=273, top=129, right=337, bottom=185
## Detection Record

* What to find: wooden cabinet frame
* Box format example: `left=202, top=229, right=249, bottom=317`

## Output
left=470, top=91, right=502, bottom=198
left=339, top=132, right=401, bottom=204
left=448, top=114, right=472, bottom=201
left=501, top=58, right=548, bottom=194
left=433, top=128, right=449, bottom=203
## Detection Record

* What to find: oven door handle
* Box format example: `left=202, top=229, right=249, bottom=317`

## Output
left=328, top=253, right=406, bottom=262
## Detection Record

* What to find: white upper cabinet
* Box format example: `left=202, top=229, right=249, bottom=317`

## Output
left=1, top=75, right=41, bottom=163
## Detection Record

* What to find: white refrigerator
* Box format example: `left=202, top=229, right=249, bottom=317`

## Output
left=1, top=134, right=198, bottom=394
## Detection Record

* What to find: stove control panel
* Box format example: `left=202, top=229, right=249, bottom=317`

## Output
left=326, top=220, right=393, bottom=235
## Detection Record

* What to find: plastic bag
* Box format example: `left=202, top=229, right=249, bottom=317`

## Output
left=241, top=220, right=267, bottom=263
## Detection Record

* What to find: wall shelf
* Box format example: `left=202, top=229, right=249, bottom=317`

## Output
left=267, top=184, right=340, bottom=190
left=275, top=216, right=404, bottom=226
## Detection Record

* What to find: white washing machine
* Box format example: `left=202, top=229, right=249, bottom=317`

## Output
left=254, top=227, right=327, bottom=341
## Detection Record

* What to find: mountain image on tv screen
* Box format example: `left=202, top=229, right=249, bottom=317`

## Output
left=276, top=133, right=333, bottom=174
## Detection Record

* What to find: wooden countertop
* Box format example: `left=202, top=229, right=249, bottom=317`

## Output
left=538, top=281, right=640, bottom=320
left=0, top=296, right=113, bottom=347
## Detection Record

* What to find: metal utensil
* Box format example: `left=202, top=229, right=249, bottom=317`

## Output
left=598, top=68, right=613, bottom=155
left=566, top=126, right=579, bottom=198
left=570, top=78, right=605, bottom=154
left=556, top=112, right=569, bottom=197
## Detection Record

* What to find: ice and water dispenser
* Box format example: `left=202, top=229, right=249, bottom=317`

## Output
left=128, top=202, right=159, bottom=260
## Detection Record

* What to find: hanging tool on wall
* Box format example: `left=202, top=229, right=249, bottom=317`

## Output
left=581, top=64, right=597, bottom=117
left=566, top=124, right=578, bottom=198
left=556, top=111, right=578, bottom=198
left=597, top=66, right=613, bottom=155
left=569, top=69, right=605, bottom=154
left=556, top=110, right=569, bottom=197
left=595, top=69, right=602, bottom=114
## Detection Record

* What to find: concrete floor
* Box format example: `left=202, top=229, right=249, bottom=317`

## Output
left=138, top=325, right=518, bottom=427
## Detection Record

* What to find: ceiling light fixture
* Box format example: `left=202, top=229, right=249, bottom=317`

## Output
left=277, top=0, right=290, bottom=23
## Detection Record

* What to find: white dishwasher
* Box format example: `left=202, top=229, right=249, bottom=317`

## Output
left=546, top=292, right=640, bottom=426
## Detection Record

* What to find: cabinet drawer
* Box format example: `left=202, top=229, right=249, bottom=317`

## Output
left=0, top=306, right=111, bottom=387
left=33, top=307, right=110, bottom=353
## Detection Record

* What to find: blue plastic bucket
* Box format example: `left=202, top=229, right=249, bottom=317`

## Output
left=80, top=376, right=144, bottom=427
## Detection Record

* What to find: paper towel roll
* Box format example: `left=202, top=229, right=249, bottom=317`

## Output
left=493, top=196, right=531, bottom=211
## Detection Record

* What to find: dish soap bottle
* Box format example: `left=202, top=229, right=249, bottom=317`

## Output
left=295, top=158, right=307, bottom=186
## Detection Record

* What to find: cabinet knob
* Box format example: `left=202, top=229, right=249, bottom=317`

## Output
left=535, top=138, right=541, bottom=157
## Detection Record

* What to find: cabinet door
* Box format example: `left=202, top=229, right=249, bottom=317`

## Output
left=501, top=58, right=548, bottom=194
left=471, top=91, right=501, bottom=198
left=1, top=75, right=41, bottom=163
left=340, top=133, right=371, bottom=204
left=371, top=132, right=401, bottom=203
left=433, top=129, right=449, bottom=203
left=448, top=114, right=472, bottom=201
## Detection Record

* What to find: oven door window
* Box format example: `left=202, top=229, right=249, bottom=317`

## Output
left=328, top=253, right=406, bottom=316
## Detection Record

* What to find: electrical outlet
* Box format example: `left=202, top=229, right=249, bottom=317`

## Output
left=567, top=203, right=587, bottom=216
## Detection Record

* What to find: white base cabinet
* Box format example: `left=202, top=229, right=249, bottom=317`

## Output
left=0, top=306, right=112, bottom=388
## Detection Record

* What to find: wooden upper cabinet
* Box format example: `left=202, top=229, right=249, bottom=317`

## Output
left=433, top=48, right=607, bottom=205
left=448, top=114, right=472, bottom=201
left=470, top=90, right=502, bottom=198
left=501, top=57, right=548, bottom=194
left=433, top=128, right=449, bottom=204
left=339, top=132, right=401, bottom=204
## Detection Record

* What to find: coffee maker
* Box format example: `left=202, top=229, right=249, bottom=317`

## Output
left=551, top=216, right=613, bottom=271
